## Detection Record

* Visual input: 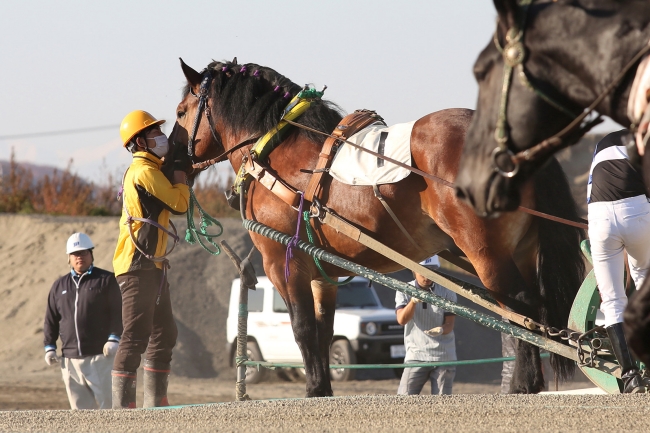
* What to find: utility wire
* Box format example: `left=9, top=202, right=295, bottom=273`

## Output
left=0, top=124, right=120, bottom=140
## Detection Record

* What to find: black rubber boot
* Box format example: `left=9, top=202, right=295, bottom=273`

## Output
left=143, top=360, right=171, bottom=408
left=112, top=370, right=137, bottom=409
left=606, top=323, right=647, bottom=394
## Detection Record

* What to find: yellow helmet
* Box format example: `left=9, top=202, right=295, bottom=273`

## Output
left=120, top=110, right=166, bottom=147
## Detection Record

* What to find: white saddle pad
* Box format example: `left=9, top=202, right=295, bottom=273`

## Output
left=329, top=121, right=415, bottom=186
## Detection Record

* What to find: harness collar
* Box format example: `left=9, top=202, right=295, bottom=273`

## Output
left=231, top=86, right=325, bottom=195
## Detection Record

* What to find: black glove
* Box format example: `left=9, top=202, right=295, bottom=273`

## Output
left=172, top=143, right=193, bottom=174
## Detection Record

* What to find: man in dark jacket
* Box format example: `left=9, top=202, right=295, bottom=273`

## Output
left=43, top=232, right=122, bottom=409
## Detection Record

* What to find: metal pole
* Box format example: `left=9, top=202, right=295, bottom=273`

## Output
left=220, top=241, right=256, bottom=401
left=242, top=219, right=621, bottom=378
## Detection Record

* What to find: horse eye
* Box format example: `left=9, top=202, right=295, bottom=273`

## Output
left=177, top=111, right=185, bottom=119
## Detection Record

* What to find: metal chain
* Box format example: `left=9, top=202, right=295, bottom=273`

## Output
left=546, top=325, right=610, bottom=368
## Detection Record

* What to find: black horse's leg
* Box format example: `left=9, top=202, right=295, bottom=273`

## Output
left=311, top=279, right=337, bottom=395
left=509, top=340, right=545, bottom=393
left=478, top=259, right=546, bottom=393
left=267, top=259, right=332, bottom=397
left=288, top=286, right=332, bottom=397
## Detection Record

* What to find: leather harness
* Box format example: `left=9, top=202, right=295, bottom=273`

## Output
left=303, top=109, right=385, bottom=203
left=242, top=109, right=385, bottom=208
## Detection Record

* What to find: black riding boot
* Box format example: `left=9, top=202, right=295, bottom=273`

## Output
left=606, top=323, right=647, bottom=394
left=112, top=370, right=137, bottom=409
left=143, top=360, right=171, bottom=407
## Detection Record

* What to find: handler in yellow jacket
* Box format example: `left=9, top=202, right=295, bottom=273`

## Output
left=112, top=110, right=191, bottom=409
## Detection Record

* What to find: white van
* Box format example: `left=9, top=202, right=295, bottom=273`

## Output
left=226, top=276, right=405, bottom=383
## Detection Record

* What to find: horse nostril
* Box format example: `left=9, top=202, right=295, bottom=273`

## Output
left=455, top=186, right=467, bottom=201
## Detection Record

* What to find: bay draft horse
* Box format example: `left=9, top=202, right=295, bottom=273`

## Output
left=454, top=0, right=650, bottom=366
left=169, top=58, right=584, bottom=396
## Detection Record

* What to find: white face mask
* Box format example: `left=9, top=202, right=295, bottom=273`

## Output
left=147, top=135, right=169, bottom=158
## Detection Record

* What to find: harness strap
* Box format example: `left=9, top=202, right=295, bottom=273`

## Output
left=304, top=110, right=385, bottom=202
left=244, top=158, right=300, bottom=207
left=372, top=184, right=425, bottom=254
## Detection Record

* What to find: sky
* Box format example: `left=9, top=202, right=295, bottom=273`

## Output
left=0, top=0, right=619, bottom=184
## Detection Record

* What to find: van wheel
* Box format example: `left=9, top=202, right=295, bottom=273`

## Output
left=329, top=340, right=356, bottom=381
left=242, top=341, right=266, bottom=384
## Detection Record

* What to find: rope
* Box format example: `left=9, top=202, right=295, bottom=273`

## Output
left=303, top=210, right=354, bottom=286
left=242, top=353, right=551, bottom=370
left=184, top=187, right=224, bottom=255
left=285, top=193, right=306, bottom=282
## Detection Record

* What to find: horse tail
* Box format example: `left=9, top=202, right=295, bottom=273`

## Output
left=534, top=158, right=586, bottom=381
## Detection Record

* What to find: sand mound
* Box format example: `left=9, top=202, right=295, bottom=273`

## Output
left=0, top=214, right=260, bottom=381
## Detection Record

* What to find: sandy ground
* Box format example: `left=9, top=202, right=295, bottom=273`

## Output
left=0, top=365, right=598, bottom=411
left=3, top=394, right=649, bottom=433
left=2, top=375, right=601, bottom=412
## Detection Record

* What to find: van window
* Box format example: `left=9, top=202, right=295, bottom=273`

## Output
left=273, top=288, right=288, bottom=313
left=248, top=288, right=265, bottom=312
left=336, top=281, right=380, bottom=308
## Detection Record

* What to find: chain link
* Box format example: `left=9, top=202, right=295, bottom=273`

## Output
left=546, top=325, right=609, bottom=368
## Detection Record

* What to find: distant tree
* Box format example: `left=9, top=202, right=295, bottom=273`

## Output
left=0, top=149, right=34, bottom=213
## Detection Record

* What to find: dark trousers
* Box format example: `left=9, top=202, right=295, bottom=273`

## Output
left=113, top=269, right=177, bottom=372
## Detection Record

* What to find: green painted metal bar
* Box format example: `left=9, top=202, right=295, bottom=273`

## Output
left=242, top=219, right=620, bottom=377
left=243, top=353, right=550, bottom=370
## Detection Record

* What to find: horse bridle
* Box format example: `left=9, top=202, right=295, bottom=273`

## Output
left=183, top=70, right=260, bottom=172
left=186, top=72, right=223, bottom=161
left=492, top=0, right=650, bottom=178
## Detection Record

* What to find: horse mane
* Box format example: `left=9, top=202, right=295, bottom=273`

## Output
left=184, top=60, right=344, bottom=145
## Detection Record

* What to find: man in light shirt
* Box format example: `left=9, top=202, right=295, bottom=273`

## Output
left=395, top=256, right=457, bottom=395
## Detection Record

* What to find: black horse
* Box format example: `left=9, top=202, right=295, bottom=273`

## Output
left=455, top=0, right=650, bottom=365
left=456, top=0, right=650, bottom=215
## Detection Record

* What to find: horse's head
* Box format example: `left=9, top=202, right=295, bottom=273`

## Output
left=455, top=0, right=648, bottom=216
left=168, top=59, right=225, bottom=185
left=169, top=58, right=303, bottom=185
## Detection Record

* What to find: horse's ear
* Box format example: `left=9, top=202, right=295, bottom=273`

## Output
left=493, top=0, right=518, bottom=29
left=179, top=58, right=202, bottom=87
left=232, top=57, right=238, bottom=65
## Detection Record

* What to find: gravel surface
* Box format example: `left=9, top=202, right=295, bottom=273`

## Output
left=2, top=394, right=649, bottom=433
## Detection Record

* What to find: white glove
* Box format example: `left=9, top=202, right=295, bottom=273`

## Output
left=44, top=350, right=59, bottom=366
left=411, top=296, right=424, bottom=304
left=424, top=326, right=443, bottom=337
left=103, top=341, right=119, bottom=357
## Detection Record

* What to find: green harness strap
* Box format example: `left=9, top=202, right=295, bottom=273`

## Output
left=185, top=187, right=223, bottom=255
left=302, top=210, right=354, bottom=286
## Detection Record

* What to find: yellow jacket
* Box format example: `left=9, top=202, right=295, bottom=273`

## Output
left=113, top=152, right=190, bottom=276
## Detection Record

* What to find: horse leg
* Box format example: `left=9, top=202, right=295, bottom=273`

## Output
left=263, top=255, right=332, bottom=397
left=464, top=250, right=545, bottom=393
left=311, top=279, right=338, bottom=394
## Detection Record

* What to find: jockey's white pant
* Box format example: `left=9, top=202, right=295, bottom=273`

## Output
left=588, top=194, right=650, bottom=326
left=60, top=354, right=114, bottom=409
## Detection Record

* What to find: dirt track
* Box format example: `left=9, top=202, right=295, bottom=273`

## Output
left=2, top=394, right=649, bottom=433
